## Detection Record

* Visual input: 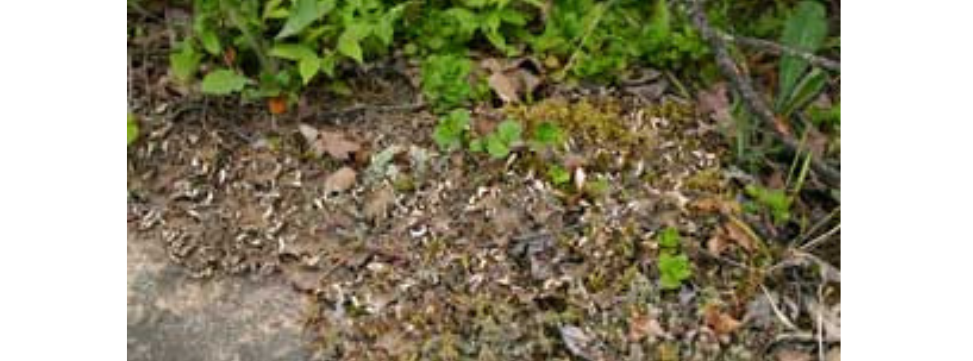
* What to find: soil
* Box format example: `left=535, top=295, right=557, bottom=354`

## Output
left=128, top=16, right=839, bottom=361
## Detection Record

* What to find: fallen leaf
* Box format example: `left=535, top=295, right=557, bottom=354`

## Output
left=697, top=82, right=732, bottom=123
left=704, top=305, right=742, bottom=338
left=489, top=71, right=520, bottom=103
left=363, top=185, right=395, bottom=221
left=482, top=57, right=544, bottom=104
left=298, top=124, right=362, bottom=160
left=268, top=96, right=288, bottom=114
left=707, top=231, right=730, bottom=256
left=629, top=309, right=666, bottom=342
left=776, top=349, right=812, bottom=361
left=724, top=219, right=758, bottom=252
left=324, top=167, right=357, bottom=194
left=559, top=326, right=604, bottom=361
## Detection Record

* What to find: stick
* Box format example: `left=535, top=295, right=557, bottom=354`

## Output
left=719, top=32, right=840, bottom=72
left=686, top=0, right=840, bottom=188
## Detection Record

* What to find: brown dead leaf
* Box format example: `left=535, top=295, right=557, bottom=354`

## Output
left=297, top=124, right=362, bottom=161
left=707, top=231, right=730, bottom=256
left=363, top=185, right=395, bottom=222
left=724, top=219, right=758, bottom=252
left=482, top=57, right=544, bottom=104
left=704, top=305, right=742, bottom=338
left=776, top=349, right=812, bottom=361
left=697, top=82, right=732, bottom=123
left=324, top=167, right=357, bottom=194
left=629, top=309, right=666, bottom=342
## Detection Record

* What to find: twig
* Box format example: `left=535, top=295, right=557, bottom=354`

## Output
left=800, top=223, right=840, bottom=251
left=686, top=0, right=840, bottom=188
left=760, top=283, right=800, bottom=331
left=719, top=32, right=840, bottom=72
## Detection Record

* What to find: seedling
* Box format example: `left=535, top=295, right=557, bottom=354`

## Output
left=656, top=227, right=692, bottom=290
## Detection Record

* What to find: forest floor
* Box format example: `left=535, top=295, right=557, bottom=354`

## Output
left=128, top=16, right=840, bottom=361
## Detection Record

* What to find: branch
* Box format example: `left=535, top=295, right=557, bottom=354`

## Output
left=686, top=0, right=840, bottom=187
left=719, top=32, right=840, bottom=72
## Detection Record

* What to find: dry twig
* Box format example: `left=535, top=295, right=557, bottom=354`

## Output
left=719, top=32, right=840, bottom=72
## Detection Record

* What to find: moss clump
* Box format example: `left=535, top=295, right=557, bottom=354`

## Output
left=505, top=99, right=652, bottom=151
left=684, top=168, right=725, bottom=193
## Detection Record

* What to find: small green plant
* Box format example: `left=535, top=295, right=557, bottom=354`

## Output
left=530, top=121, right=564, bottom=151
left=656, top=227, right=692, bottom=290
left=433, top=109, right=472, bottom=152
left=127, top=112, right=139, bottom=146
left=774, top=0, right=829, bottom=118
left=547, top=165, right=571, bottom=186
left=421, top=53, right=472, bottom=111
left=745, top=184, right=792, bottom=225
left=470, top=119, right=523, bottom=159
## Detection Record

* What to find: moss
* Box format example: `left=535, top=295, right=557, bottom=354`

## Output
left=504, top=99, right=652, bottom=152
left=684, top=168, right=725, bottom=193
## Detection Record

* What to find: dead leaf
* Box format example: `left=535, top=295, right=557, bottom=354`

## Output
left=707, top=231, right=730, bottom=256
left=482, top=57, right=544, bottom=104
left=697, top=82, right=732, bottom=123
left=704, top=305, right=742, bottom=338
left=298, top=124, right=362, bottom=160
left=324, top=167, right=357, bottom=194
left=776, top=349, right=812, bottom=361
left=268, top=96, right=288, bottom=114
left=559, top=326, right=604, bottom=361
left=624, top=81, right=668, bottom=101
left=724, top=219, right=758, bottom=252
left=363, top=185, right=395, bottom=221
left=628, top=309, right=666, bottom=342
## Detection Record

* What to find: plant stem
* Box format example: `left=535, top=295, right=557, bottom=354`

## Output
left=220, top=0, right=277, bottom=74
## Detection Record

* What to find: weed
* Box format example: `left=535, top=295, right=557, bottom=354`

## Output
left=656, top=227, right=692, bottom=290
left=421, top=54, right=472, bottom=112
left=470, top=119, right=523, bottom=159
left=744, top=184, right=792, bottom=225
left=433, top=109, right=472, bottom=152
left=128, top=112, right=139, bottom=146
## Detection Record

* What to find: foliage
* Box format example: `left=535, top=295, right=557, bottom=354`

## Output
left=775, top=0, right=828, bottom=114
left=547, top=164, right=571, bottom=186
left=421, top=53, right=472, bottom=111
left=656, top=227, right=691, bottom=290
left=433, top=109, right=472, bottom=152
left=128, top=112, right=139, bottom=146
left=201, top=69, right=252, bottom=95
left=745, top=184, right=792, bottom=225
left=470, top=119, right=523, bottom=159
left=530, top=121, right=564, bottom=151
left=808, top=100, right=840, bottom=128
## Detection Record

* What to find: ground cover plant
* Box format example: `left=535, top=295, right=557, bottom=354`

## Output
left=129, top=0, right=840, bottom=359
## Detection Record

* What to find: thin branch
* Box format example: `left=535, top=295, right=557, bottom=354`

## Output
left=686, top=0, right=840, bottom=188
left=719, top=32, right=840, bottom=72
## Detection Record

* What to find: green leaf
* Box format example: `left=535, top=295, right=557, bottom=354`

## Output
left=298, top=58, right=321, bottom=84
left=337, top=23, right=370, bottom=64
left=658, top=227, right=681, bottom=249
left=277, top=0, right=335, bottom=39
left=486, top=135, right=510, bottom=159
left=127, top=112, right=139, bottom=146
left=169, top=44, right=202, bottom=83
left=779, top=68, right=827, bottom=117
left=319, top=52, right=337, bottom=77
left=198, top=28, right=222, bottom=55
left=434, top=109, right=471, bottom=151
left=533, top=121, right=563, bottom=147
left=777, top=1, right=827, bottom=109
left=263, top=0, right=289, bottom=20
left=270, top=43, right=318, bottom=61
left=201, top=69, right=251, bottom=95
left=547, top=165, right=570, bottom=185
left=647, top=0, right=671, bottom=46
left=658, top=252, right=692, bottom=290
left=496, top=119, right=523, bottom=144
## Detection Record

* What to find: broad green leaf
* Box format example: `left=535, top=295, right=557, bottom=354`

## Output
left=533, top=122, right=563, bottom=146
left=298, top=57, right=320, bottom=84
left=169, top=44, right=202, bottom=83
left=647, top=0, right=671, bottom=45
left=320, top=52, right=337, bottom=77
left=277, top=0, right=335, bottom=39
left=486, top=135, right=510, bottom=159
left=777, top=1, right=827, bottom=110
left=779, top=68, right=827, bottom=117
left=201, top=69, right=251, bottom=95
left=337, top=23, right=370, bottom=64
left=198, top=28, right=222, bottom=55
left=270, top=43, right=318, bottom=61
left=127, top=112, right=139, bottom=146
left=263, top=0, right=289, bottom=19
left=496, top=119, right=523, bottom=144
